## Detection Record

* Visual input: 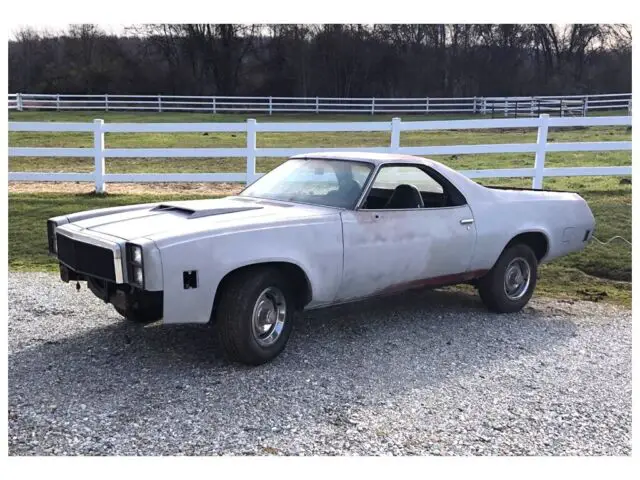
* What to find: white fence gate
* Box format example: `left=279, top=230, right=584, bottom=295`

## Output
left=8, top=92, right=632, bottom=116
left=8, top=114, right=631, bottom=193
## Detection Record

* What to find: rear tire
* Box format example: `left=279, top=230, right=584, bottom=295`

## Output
left=478, top=243, right=538, bottom=313
left=215, top=267, right=296, bottom=365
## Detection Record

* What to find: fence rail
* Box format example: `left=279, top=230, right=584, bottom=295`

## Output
left=8, top=115, right=631, bottom=193
left=8, top=92, right=632, bottom=117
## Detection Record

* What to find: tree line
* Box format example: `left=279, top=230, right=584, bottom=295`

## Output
left=9, top=24, right=631, bottom=98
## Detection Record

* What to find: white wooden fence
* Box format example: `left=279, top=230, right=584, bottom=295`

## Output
left=7, top=92, right=632, bottom=117
left=8, top=114, right=631, bottom=193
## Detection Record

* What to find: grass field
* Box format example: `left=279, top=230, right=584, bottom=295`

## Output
left=8, top=111, right=632, bottom=307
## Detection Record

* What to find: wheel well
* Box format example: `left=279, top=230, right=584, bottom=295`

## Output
left=505, top=232, right=549, bottom=261
left=210, top=262, right=312, bottom=322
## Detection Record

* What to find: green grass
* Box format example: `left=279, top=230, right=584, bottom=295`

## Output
left=8, top=109, right=629, bottom=123
left=9, top=110, right=531, bottom=123
left=8, top=111, right=632, bottom=307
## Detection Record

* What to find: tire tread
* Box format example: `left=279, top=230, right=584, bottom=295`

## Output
left=216, top=266, right=294, bottom=365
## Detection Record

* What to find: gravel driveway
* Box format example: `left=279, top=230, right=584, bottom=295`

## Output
left=8, top=272, right=631, bottom=455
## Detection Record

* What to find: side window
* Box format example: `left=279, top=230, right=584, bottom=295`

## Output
left=373, top=166, right=443, bottom=194
left=363, top=165, right=462, bottom=210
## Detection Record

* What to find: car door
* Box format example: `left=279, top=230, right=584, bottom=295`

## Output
left=336, top=164, right=477, bottom=302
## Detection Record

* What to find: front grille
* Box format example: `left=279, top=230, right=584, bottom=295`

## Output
left=56, top=233, right=116, bottom=281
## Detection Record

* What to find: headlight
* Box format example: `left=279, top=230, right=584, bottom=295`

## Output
left=126, top=243, right=144, bottom=288
left=133, top=266, right=144, bottom=285
left=131, top=245, right=142, bottom=264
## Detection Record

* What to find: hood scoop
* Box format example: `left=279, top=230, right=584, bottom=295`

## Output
left=152, top=203, right=263, bottom=219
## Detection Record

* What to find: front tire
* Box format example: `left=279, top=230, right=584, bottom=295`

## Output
left=478, top=243, right=538, bottom=313
left=114, top=304, right=160, bottom=324
left=215, top=267, right=296, bottom=365
left=87, top=277, right=161, bottom=324
left=112, top=290, right=162, bottom=324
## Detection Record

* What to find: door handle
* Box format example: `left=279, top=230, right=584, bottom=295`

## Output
left=460, top=218, right=474, bottom=225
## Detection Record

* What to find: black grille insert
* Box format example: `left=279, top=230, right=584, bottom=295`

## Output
left=56, top=234, right=116, bottom=281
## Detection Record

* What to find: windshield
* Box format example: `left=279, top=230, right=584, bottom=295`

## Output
left=239, top=158, right=374, bottom=209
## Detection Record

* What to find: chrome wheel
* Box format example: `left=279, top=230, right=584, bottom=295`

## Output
left=503, top=257, right=531, bottom=301
left=251, top=287, right=287, bottom=347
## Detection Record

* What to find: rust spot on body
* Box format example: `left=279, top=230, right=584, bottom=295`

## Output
left=380, top=269, right=489, bottom=295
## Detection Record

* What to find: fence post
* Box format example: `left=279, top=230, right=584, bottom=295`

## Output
left=530, top=97, right=535, bottom=117
left=371, top=98, right=376, bottom=115
left=628, top=98, right=632, bottom=114
left=158, top=95, right=162, bottom=113
left=315, top=97, right=319, bottom=114
left=583, top=96, right=589, bottom=116
left=533, top=114, right=549, bottom=189
left=93, top=119, right=106, bottom=193
left=390, top=117, right=401, bottom=152
left=17, top=93, right=23, bottom=111
left=212, top=97, right=216, bottom=114
left=425, top=97, right=430, bottom=114
left=269, top=96, right=273, bottom=115
left=560, top=100, right=565, bottom=117
left=473, top=97, right=477, bottom=114
left=56, top=94, right=61, bottom=111
left=246, top=119, right=257, bottom=184
left=503, top=100, right=508, bottom=117
left=105, top=94, right=109, bottom=112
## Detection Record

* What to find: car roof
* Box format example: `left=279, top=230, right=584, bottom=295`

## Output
left=290, top=151, right=434, bottom=167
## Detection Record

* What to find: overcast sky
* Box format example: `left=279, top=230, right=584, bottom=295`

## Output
left=8, top=23, right=585, bottom=42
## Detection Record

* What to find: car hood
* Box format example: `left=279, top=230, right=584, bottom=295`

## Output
left=69, top=196, right=338, bottom=241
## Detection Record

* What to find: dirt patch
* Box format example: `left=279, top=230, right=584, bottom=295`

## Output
left=8, top=182, right=245, bottom=197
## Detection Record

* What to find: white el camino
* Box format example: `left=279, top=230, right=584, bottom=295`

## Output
left=47, top=152, right=595, bottom=364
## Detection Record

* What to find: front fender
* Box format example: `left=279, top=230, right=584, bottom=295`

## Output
left=156, top=219, right=343, bottom=324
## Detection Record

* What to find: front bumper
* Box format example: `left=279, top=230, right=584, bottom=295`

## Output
left=60, top=262, right=163, bottom=318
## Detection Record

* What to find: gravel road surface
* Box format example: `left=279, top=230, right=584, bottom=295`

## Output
left=8, top=272, right=631, bottom=455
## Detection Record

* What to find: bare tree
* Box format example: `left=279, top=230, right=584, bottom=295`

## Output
left=8, top=23, right=631, bottom=98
